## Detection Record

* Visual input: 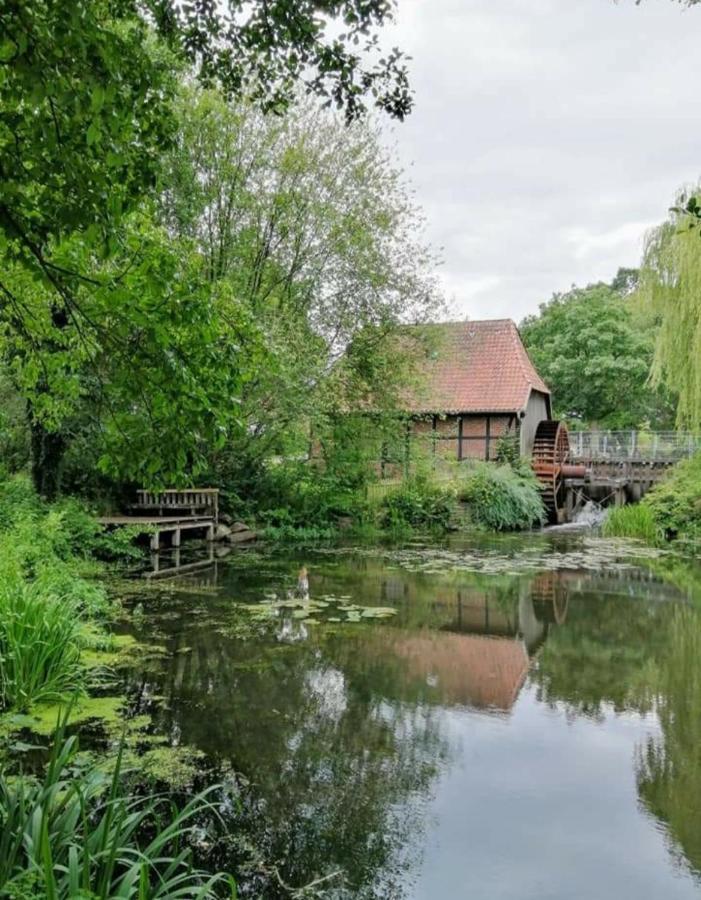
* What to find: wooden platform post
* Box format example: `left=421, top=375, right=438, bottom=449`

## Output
left=150, top=530, right=160, bottom=552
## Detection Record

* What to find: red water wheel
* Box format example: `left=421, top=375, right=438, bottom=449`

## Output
left=532, top=420, right=571, bottom=524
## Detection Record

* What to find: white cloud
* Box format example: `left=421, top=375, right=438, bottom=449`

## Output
left=379, top=0, right=701, bottom=320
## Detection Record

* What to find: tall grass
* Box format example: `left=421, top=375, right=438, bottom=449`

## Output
left=0, top=725, right=236, bottom=898
left=0, top=576, right=83, bottom=711
left=602, top=505, right=662, bottom=543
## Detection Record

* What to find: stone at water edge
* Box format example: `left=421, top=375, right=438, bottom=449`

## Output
left=227, top=529, right=257, bottom=544
left=214, top=523, right=232, bottom=540
left=231, top=521, right=252, bottom=533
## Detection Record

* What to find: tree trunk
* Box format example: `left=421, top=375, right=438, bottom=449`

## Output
left=29, top=412, right=66, bottom=501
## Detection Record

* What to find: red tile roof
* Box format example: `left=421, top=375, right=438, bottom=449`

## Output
left=400, top=319, right=550, bottom=414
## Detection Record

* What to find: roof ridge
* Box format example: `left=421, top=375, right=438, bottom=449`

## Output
left=411, top=318, right=515, bottom=328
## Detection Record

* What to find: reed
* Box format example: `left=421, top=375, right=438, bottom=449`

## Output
left=0, top=721, right=236, bottom=899
left=0, top=577, right=84, bottom=711
left=602, top=504, right=661, bottom=543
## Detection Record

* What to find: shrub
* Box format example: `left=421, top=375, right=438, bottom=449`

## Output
left=644, top=453, right=701, bottom=539
left=458, top=463, right=544, bottom=531
left=253, top=462, right=371, bottom=531
left=0, top=728, right=235, bottom=899
left=0, top=473, right=40, bottom=531
left=0, top=477, right=117, bottom=711
left=380, top=478, right=456, bottom=530
left=602, top=505, right=662, bottom=543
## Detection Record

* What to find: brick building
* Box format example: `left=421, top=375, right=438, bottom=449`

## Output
left=400, top=319, right=551, bottom=461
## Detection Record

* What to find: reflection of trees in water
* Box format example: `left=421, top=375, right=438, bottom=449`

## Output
left=636, top=607, right=701, bottom=881
left=124, top=608, right=447, bottom=899
left=529, top=581, right=674, bottom=719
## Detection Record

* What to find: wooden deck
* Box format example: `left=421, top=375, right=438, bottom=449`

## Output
left=98, top=488, right=220, bottom=552
left=98, top=514, right=215, bottom=551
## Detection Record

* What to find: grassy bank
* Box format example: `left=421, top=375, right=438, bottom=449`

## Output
left=603, top=454, right=701, bottom=546
left=253, top=460, right=545, bottom=541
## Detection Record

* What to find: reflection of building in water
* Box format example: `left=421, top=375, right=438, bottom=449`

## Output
left=393, top=632, right=529, bottom=710
left=382, top=572, right=570, bottom=712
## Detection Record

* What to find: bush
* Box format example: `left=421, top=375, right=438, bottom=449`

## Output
left=0, top=728, right=235, bottom=899
left=0, top=476, right=118, bottom=711
left=458, top=463, right=544, bottom=531
left=252, top=462, right=371, bottom=532
left=644, top=453, right=701, bottom=539
left=0, top=473, right=40, bottom=531
left=380, top=478, right=456, bottom=530
left=602, top=505, right=662, bottom=543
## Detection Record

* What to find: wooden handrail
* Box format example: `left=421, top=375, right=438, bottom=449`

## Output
left=133, top=489, right=219, bottom=524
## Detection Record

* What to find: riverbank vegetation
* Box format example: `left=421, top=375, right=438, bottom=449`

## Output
left=603, top=453, right=701, bottom=545
left=0, top=725, right=234, bottom=900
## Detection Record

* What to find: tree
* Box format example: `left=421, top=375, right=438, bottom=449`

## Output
left=1, top=0, right=410, bottom=294
left=161, top=88, right=440, bottom=486
left=520, top=274, right=675, bottom=429
left=637, top=190, right=701, bottom=431
left=0, top=211, right=256, bottom=492
left=0, top=0, right=411, bottom=494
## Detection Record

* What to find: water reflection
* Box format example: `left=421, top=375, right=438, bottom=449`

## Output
left=637, top=606, right=701, bottom=880
left=119, top=539, right=701, bottom=898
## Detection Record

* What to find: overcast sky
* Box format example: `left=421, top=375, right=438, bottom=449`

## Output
left=380, top=0, right=701, bottom=322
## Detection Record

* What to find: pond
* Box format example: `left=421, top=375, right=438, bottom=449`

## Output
left=115, top=533, right=701, bottom=899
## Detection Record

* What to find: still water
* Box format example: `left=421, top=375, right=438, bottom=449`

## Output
left=120, top=533, right=701, bottom=899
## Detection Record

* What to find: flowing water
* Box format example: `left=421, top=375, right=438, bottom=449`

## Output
left=117, top=533, right=701, bottom=899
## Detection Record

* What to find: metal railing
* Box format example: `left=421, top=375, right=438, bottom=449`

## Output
left=568, top=431, right=701, bottom=462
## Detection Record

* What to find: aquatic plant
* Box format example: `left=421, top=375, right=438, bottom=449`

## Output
left=0, top=726, right=236, bottom=899
left=0, top=576, right=84, bottom=711
left=602, top=505, right=662, bottom=543
left=458, top=463, right=544, bottom=531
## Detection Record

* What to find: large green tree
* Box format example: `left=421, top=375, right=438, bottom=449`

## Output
left=161, top=88, right=440, bottom=483
left=0, top=0, right=413, bottom=494
left=520, top=275, right=674, bottom=429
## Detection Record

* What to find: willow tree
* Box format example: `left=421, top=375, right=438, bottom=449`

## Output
left=637, top=193, right=701, bottom=431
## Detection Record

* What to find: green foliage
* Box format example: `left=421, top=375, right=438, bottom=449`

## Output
left=0, top=474, right=143, bottom=711
left=252, top=461, right=371, bottom=531
left=458, top=463, right=545, bottom=531
left=161, top=0, right=411, bottom=121
left=0, top=728, right=235, bottom=898
left=0, top=575, right=83, bottom=711
left=637, top=189, right=701, bottom=430
left=643, top=453, right=701, bottom=539
left=520, top=274, right=674, bottom=428
left=380, top=478, right=456, bottom=530
left=0, top=473, right=40, bottom=530
left=602, top=505, right=662, bottom=543
left=168, top=88, right=439, bottom=495
left=260, top=524, right=338, bottom=543
left=1, top=3, right=416, bottom=498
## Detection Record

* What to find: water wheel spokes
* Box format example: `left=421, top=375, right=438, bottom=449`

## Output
left=532, top=420, right=571, bottom=524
